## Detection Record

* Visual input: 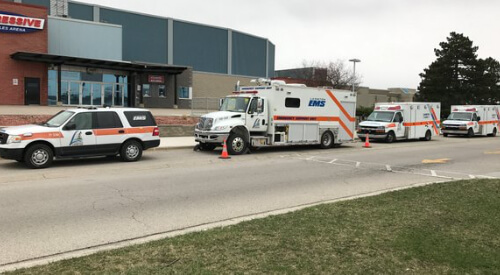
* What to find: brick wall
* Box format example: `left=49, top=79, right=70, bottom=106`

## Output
left=0, top=2, right=48, bottom=105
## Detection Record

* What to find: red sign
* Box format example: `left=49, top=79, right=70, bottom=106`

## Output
left=0, top=11, right=45, bottom=33
left=148, top=75, right=165, bottom=83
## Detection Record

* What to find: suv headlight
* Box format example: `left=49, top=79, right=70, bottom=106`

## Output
left=7, top=135, right=22, bottom=144
left=213, top=125, right=228, bottom=131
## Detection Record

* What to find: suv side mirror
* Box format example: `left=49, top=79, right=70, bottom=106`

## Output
left=63, top=122, right=76, bottom=131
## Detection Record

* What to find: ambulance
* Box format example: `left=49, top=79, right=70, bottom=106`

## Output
left=357, top=102, right=441, bottom=143
left=441, top=105, right=499, bottom=137
left=194, top=80, right=357, bottom=155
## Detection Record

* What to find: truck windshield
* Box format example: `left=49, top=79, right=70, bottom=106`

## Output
left=43, top=111, right=75, bottom=127
left=220, top=97, right=250, bottom=112
left=366, top=111, right=394, bottom=122
left=447, top=112, right=472, bottom=121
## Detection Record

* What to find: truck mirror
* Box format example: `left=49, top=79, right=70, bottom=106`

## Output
left=477, top=116, right=481, bottom=121
left=64, top=122, right=76, bottom=131
left=219, top=98, right=224, bottom=108
left=257, top=99, right=264, bottom=113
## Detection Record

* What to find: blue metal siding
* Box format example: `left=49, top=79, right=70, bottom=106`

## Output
left=68, top=2, right=93, bottom=21
left=232, top=32, right=267, bottom=77
left=100, top=8, right=167, bottom=64
left=268, top=42, right=275, bottom=78
left=21, top=0, right=50, bottom=9
left=173, top=21, right=227, bottom=74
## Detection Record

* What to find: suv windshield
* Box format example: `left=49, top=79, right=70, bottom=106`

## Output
left=44, top=111, right=75, bottom=127
left=447, top=112, right=472, bottom=121
left=220, top=97, right=250, bottom=112
left=366, top=111, right=395, bottom=122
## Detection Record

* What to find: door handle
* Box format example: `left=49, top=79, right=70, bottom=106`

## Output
left=85, top=131, right=93, bottom=135
left=118, top=130, right=125, bottom=134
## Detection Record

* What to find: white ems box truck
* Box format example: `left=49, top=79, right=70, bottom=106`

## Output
left=441, top=105, right=499, bottom=137
left=194, top=80, right=357, bottom=155
left=358, top=102, right=441, bottom=143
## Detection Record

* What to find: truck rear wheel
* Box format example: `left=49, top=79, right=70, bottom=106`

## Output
left=489, top=128, right=497, bottom=137
left=385, top=131, right=395, bottom=143
left=227, top=133, right=247, bottom=155
left=320, top=131, right=334, bottom=149
left=24, top=144, right=53, bottom=169
left=422, top=130, right=432, bottom=141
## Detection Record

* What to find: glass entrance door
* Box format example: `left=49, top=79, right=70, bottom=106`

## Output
left=92, top=83, right=102, bottom=106
left=82, top=82, right=91, bottom=105
left=69, top=82, right=80, bottom=105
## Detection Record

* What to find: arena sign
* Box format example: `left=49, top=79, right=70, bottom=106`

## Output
left=0, top=11, right=45, bottom=33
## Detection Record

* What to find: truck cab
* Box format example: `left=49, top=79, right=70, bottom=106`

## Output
left=441, top=106, right=498, bottom=137
left=358, top=105, right=405, bottom=143
left=194, top=92, right=268, bottom=155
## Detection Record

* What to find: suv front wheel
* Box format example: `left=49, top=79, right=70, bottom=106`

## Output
left=120, top=140, right=143, bottom=162
left=24, top=144, right=54, bottom=169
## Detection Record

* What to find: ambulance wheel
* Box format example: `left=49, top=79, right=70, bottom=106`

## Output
left=24, top=144, right=53, bottom=169
left=359, top=137, right=366, bottom=142
left=489, top=128, right=497, bottom=137
left=422, top=130, right=432, bottom=141
left=385, top=132, right=395, bottom=143
left=443, top=133, right=448, bottom=137
left=320, top=131, right=334, bottom=149
left=120, top=140, right=143, bottom=162
left=199, top=143, right=216, bottom=151
left=467, top=128, right=474, bottom=138
left=227, top=133, right=247, bottom=155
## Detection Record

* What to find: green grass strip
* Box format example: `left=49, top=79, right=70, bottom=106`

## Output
left=10, top=179, right=500, bottom=274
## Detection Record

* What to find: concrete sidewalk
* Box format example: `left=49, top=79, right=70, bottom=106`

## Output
left=158, top=136, right=197, bottom=150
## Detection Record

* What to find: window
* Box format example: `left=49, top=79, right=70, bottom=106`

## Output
left=124, top=111, right=157, bottom=127
left=96, top=112, right=123, bottom=129
left=66, top=113, right=93, bottom=130
left=285, top=98, right=300, bottom=108
left=143, top=84, right=151, bottom=97
left=159, top=85, right=166, bottom=97
left=393, top=112, right=403, bottom=123
left=178, top=86, right=191, bottom=99
left=248, top=98, right=258, bottom=113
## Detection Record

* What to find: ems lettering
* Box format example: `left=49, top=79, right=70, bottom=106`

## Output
left=308, top=98, right=326, bottom=107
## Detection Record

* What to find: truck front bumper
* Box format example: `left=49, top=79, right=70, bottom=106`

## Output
left=357, top=132, right=388, bottom=140
left=0, top=148, right=24, bottom=161
left=194, top=130, right=229, bottom=144
left=442, top=129, right=468, bottom=135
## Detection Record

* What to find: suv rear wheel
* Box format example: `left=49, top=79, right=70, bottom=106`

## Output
left=24, top=144, right=53, bottom=169
left=120, top=140, right=143, bottom=162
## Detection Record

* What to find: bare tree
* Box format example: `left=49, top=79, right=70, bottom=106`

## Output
left=298, top=60, right=362, bottom=89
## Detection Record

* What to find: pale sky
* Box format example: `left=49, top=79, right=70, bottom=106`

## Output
left=77, top=0, right=500, bottom=90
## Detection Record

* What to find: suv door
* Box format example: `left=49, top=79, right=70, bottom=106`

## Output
left=60, top=112, right=97, bottom=156
left=93, top=111, right=125, bottom=155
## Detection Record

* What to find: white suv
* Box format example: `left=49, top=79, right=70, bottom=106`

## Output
left=0, top=107, right=160, bottom=168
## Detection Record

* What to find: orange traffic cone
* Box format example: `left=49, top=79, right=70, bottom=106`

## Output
left=363, top=134, right=371, bottom=148
left=219, top=139, right=231, bottom=159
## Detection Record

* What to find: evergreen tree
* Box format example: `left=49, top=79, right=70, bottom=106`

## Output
left=416, top=32, right=500, bottom=117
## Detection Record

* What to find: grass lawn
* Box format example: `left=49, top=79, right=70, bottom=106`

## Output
left=10, top=179, right=500, bottom=274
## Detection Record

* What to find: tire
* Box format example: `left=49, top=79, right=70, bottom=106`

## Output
left=359, top=137, right=366, bottom=142
left=24, top=144, right=53, bottom=169
left=423, top=130, right=432, bottom=141
left=227, top=133, right=247, bottom=155
left=120, top=140, right=143, bottom=162
left=385, top=131, right=395, bottom=143
left=320, top=131, right=334, bottom=149
left=199, top=143, right=216, bottom=151
left=467, top=128, right=474, bottom=138
left=443, top=133, right=448, bottom=137
left=489, top=128, right=497, bottom=137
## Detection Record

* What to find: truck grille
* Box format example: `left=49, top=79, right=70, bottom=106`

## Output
left=197, top=117, right=213, bottom=130
left=0, top=132, right=8, bottom=144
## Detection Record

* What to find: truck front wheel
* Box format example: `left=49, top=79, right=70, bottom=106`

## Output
left=385, top=131, right=395, bottom=143
left=320, top=131, right=334, bottom=149
left=227, top=133, right=247, bottom=155
left=467, top=128, right=474, bottom=138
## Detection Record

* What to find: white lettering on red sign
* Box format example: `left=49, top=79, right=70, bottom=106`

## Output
left=0, top=13, right=45, bottom=30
